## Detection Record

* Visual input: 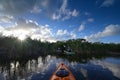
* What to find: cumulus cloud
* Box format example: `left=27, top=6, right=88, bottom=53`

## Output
left=0, top=18, right=77, bottom=42
left=8, top=18, right=38, bottom=30
left=0, top=0, right=35, bottom=15
left=0, top=0, right=60, bottom=17
left=0, top=0, right=78, bottom=42
left=52, top=0, right=79, bottom=21
left=84, top=24, right=120, bottom=42
left=78, top=18, right=94, bottom=31
left=56, top=29, right=76, bottom=40
left=101, top=0, right=114, bottom=7
left=70, top=32, right=76, bottom=39
left=0, top=15, right=14, bottom=23
left=0, top=0, right=78, bottom=20
left=0, top=18, right=57, bottom=42
left=0, top=25, right=4, bottom=32
left=57, top=30, right=68, bottom=36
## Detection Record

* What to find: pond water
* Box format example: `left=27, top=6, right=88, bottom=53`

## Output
left=0, top=54, right=120, bottom=80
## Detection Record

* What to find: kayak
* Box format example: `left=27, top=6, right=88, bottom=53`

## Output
left=50, top=63, right=75, bottom=80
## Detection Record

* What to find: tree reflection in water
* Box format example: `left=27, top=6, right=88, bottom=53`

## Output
left=0, top=55, right=120, bottom=80
left=0, top=55, right=60, bottom=80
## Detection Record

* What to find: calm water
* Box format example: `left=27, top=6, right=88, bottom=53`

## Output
left=0, top=55, right=120, bottom=80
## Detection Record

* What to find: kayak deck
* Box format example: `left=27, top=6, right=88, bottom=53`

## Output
left=50, top=63, right=75, bottom=80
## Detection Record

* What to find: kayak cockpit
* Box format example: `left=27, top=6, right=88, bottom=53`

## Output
left=50, top=63, right=75, bottom=80
left=56, top=68, right=69, bottom=77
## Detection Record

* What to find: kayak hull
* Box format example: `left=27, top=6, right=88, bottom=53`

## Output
left=50, top=63, right=75, bottom=80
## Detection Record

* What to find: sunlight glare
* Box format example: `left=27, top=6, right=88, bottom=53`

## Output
left=12, top=29, right=28, bottom=41
left=18, top=35, right=26, bottom=41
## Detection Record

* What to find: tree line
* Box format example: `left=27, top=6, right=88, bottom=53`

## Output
left=0, top=36, right=120, bottom=62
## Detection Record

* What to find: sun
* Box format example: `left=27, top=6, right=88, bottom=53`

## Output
left=13, top=29, right=28, bottom=41
left=18, top=35, right=26, bottom=41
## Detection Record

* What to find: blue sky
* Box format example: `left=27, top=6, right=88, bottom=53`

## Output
left=0, top=0, right=120, bottom=43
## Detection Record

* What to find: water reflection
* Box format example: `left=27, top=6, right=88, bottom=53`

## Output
left=0, top=55, right=120, bottom=80
left=80, top=68, right=88, bottom=78
left=90, top=58, right=120, bottom=79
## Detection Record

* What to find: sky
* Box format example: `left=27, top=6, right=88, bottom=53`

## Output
left=0, top=0, right=120, bottom=43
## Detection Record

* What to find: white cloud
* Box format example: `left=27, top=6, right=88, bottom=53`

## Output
left=7, top=19, right=38, bottom=30
left=79, top=22, right=85, bottom=31
left=60, top=0, right=67, bottom=12
left=0, top=19, right=57, bottom=42
left=0, top=25, right=4, bottom=32
left=30, top=0, right=54, bottom=14
left=0, top=15, right=14, bottom=23
left=0, top=0, right=59, bottom=19
left=57, top=30, right=68, bottom=36
left=30, top=26, right=56, bottom=42
left=72, top=9, right=79, bottom=17
left=52, top=14, right=61, bottom=20
left=84, top=24, right=120, bottom=42
left=0, top=0, right=78, bottom=21
left=101, top=0, right=114, bottom=7
left=70, top=32, right=76, bottom=38
left=52, top=0, right=79, bottom=21
left=0, top=18, right=77, bottom=42
left=56, top=29, right=76, bottom=40
left=78, top=18, right=94, bottom=32
left=0, top=0, right=35, bottom=15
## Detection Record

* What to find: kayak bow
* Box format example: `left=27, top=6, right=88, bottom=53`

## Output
left=50, top=63, right=75, bottom=80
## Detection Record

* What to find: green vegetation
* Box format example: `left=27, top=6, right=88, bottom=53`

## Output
left=0, top=36, right=120, bottom=62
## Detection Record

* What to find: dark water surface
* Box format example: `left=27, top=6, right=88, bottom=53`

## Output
left=0, top=54, right=120, bottom=80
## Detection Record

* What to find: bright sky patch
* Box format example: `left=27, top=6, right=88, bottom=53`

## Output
left=0, top=0, right=120, bottom=43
